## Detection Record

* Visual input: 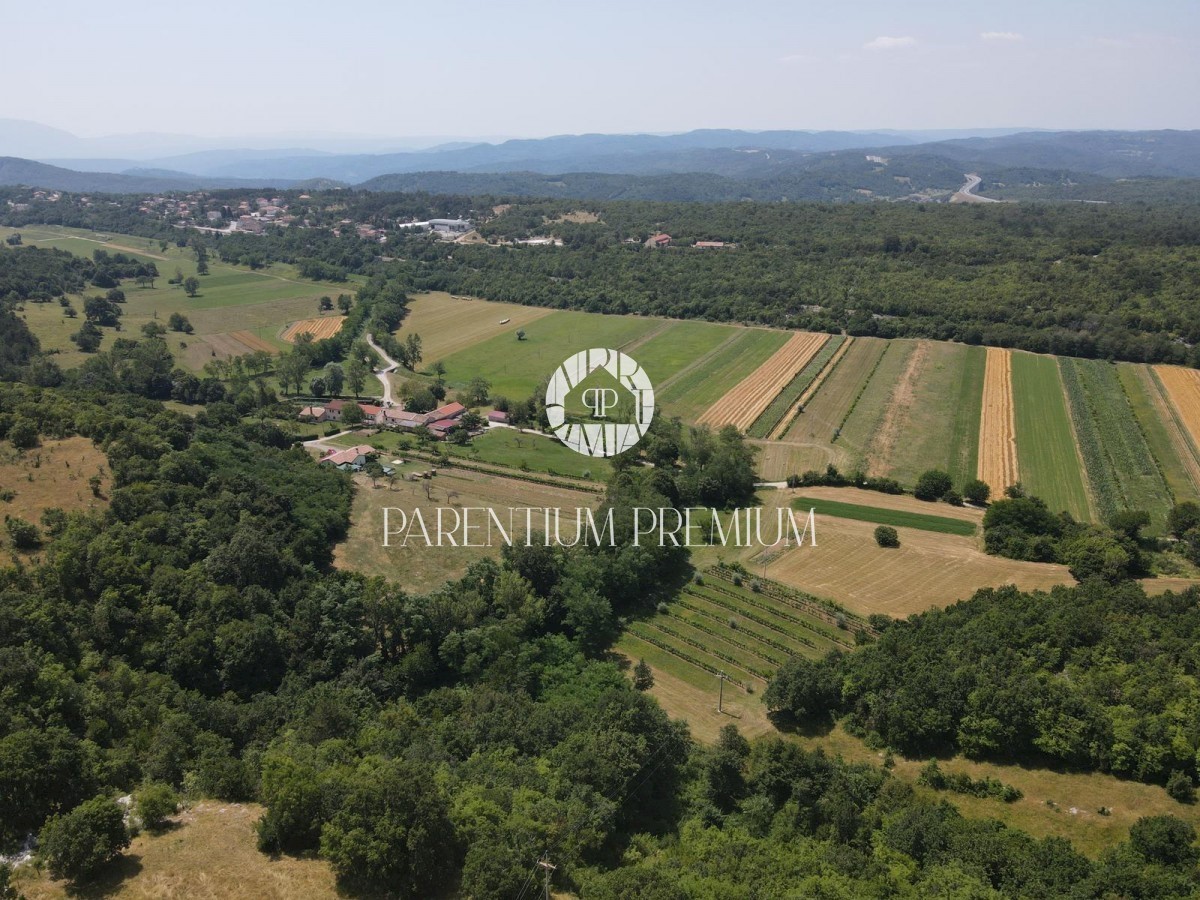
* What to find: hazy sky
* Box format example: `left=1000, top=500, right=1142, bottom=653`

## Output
left=6, top=0, right=1198, bottom=139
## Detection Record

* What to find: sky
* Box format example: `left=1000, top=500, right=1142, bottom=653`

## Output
left=5, top=0, right=1199, bottom=142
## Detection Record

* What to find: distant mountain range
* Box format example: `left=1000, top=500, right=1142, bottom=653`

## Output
left=1, top=124, right=1198, bottom=201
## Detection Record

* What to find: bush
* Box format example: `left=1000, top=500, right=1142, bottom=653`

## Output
left=874, top=525, right=900, bottom=548
left=135, top=783, right=179, bottom=830
left=914, top=469, right=953, bottom=501
left=1166, top=770, right=1196, bottom=804
left=38, top=796, right=129, bottom=883
left=7, top=418, right=38, bottom=450
left=5, top=516, right=41, bottom=550
left=963, top=479, right=991, bottom=505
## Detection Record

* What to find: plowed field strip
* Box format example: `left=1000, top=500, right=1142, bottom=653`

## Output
left=282, top=316, right=345, bottom=342
left=698, top=332, right=828, bottom=431
left=977, top=347, right=1018, bottom=495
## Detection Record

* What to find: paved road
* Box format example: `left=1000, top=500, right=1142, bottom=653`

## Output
left=953, top=173, right=1003, bottom=203
left=365, top=333, right=400, bottom=406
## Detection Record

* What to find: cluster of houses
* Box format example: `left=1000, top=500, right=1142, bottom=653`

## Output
left=300, top=399, right=508, bottom=439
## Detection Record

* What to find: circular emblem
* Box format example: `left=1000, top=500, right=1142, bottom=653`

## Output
left=545, top=348, right=655, bottom=457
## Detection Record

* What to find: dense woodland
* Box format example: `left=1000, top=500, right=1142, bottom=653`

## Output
left=3, top=193, right=1200, bottom=896
left=0, top=376, right=1198, bottom=897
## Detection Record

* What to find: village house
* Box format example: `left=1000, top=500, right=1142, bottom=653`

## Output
left=318, top=445, right=375, bottom=472
left=487, top=410, right=509, bottom=425
left=645, top=233, right=672, bottom=248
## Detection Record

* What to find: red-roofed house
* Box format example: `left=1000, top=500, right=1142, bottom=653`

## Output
left=428, top=402, right=466, bottom=421
left=428, top=419, right=461, bottom=438
left=645, top=233, right=671, bottom=248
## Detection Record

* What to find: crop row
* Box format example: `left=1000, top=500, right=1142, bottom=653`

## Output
left=831, top=340, right=891, bottom=442
left=689, top=581, right=848, bottom=649
left=635, top=621, right=769, bottom=680
left=747, top=335, right=846, bottom=439
left=707, top=565, right=872, bottom=638
left=664, top=609, right=789, bottom=667
left=678, top=595, right=814, bottom=657
left=626, top=626, right=749, bottom=689
left=1059, top=358, right=1171, bottom=522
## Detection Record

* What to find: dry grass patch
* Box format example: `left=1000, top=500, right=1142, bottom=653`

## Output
left=333, top=468, right=598, bottom=594
left=14, top=802, right=337, bottom=900
left=977, top=347, right=1018, bottom=496
left=0, top=437, right=109, bottom=567
left=698, top=332, right=828, bottom=431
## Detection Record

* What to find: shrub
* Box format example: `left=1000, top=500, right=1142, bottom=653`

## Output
left=7, top=418, right=38, bottom=450
left=914, top=469, right=953, bottom=501
left=1166, top=770, right=1196, bottom=804
left=135, top=783, right=179, bottom=830
left=963, top=479, right=991, bottom=505
left=874, top=525, right=900, bottom=548
left=5, top=516, right=41, bottom=550
left=38, top=796, right=130, bottom=883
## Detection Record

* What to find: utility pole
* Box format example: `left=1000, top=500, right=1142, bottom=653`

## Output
left=717, top=671, right=727, bottom=713
left=537, top=856, right=556, bottom=900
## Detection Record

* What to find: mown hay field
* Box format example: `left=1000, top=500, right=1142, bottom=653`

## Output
left=1010, top=351, right=1092, bottom=520
left=698, top=332, right=828, bottom=430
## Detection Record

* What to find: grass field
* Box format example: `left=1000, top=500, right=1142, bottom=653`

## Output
left=619, top=319, right=743, bottom=387
left=1010, top=351, right=1092, bottom=520
left=835, top=340, right=916, bottom=471
left=1121, top=365, right=1200, bottom=505
left=793, top=495, right=979, bottom=535
left=443, top=428, right=613, bottom=480
left=400, top=292, right=556, bottom=361
left=435, top=309, right=662, bottom=400
left=1060, top=358, right=1174, bottom=528
left=13, top=802, right=337, bottom=900
left=656, top=329, right=791, bottom=421
left=0, top=437, right=109, bottom=567
left=2, top=225, right=350, bottom=371
left=882, top=342, right=985, bottom=488
left=332, top=467, right=598, bottom=593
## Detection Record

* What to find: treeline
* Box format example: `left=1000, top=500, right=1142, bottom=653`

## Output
left=8, top=187, right=1200, bottom=365
left=766, top=579, right=1200, bottom=790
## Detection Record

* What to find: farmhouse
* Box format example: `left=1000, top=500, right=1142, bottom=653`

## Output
left=694, top=240, right=729, bottom=249
left=299, top=399, right=382, bottom=423
left=487, top=410, right=509, bottom=424
left=378, top=409, right=430, bottom=429
left=428, top=402, right=466, bottom=421
left=318, top=445, right=376, bottom=471
left=428, top=419, right=461, bottom=438
left=645, top=233, right=672, bottom=248
left=299, top=405, right=327, bottom=421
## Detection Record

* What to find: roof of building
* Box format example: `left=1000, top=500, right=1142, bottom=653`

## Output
left=320, top=445, right=375, bottom=466
left=429, top=402, right=466, bottom=420
left=299, top=406, right=326, bottom=418
left=487, top=410, right=509, bottom=421
left=428, top=419, right=460, bottom=432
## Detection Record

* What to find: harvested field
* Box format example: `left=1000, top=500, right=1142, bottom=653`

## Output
left=1123, top=365, right=1200, bottom=504
left=977, top=347, right=1018, bottom=496
left=865, top=340, right=929, bottom=473
left=747, top=334, right=847, bottom=439
left=656, top=329, right=788, bottom=421
left=203, top=330, right=277, bottom=359
left=281, top=315, right=345, bottom=343
left=768, top=336, right=854, bottom=440
left=783, top=338, right=888, bottom=445
left=768, top=511, right=1074, bottom=618
left=752, top=440, right=845, bottom=481
left=403, top=292, right=556, bottom=361
left=698, top=332, right=828, bottom=430
left=1154, top=365, right=1200, bottom=451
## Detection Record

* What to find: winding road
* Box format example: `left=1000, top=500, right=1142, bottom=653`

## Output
left=365, top=333, right=401, bottom=406
left=952, top=173, right=1003, bottom=204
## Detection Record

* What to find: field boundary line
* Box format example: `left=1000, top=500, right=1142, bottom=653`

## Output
left=655, top=329, right=747, bottom=394
left=617, top=319, right=674, bottom=354
left=698, top=332, right=828, bottom=430
left=769, top=336, right=854, bottom=440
